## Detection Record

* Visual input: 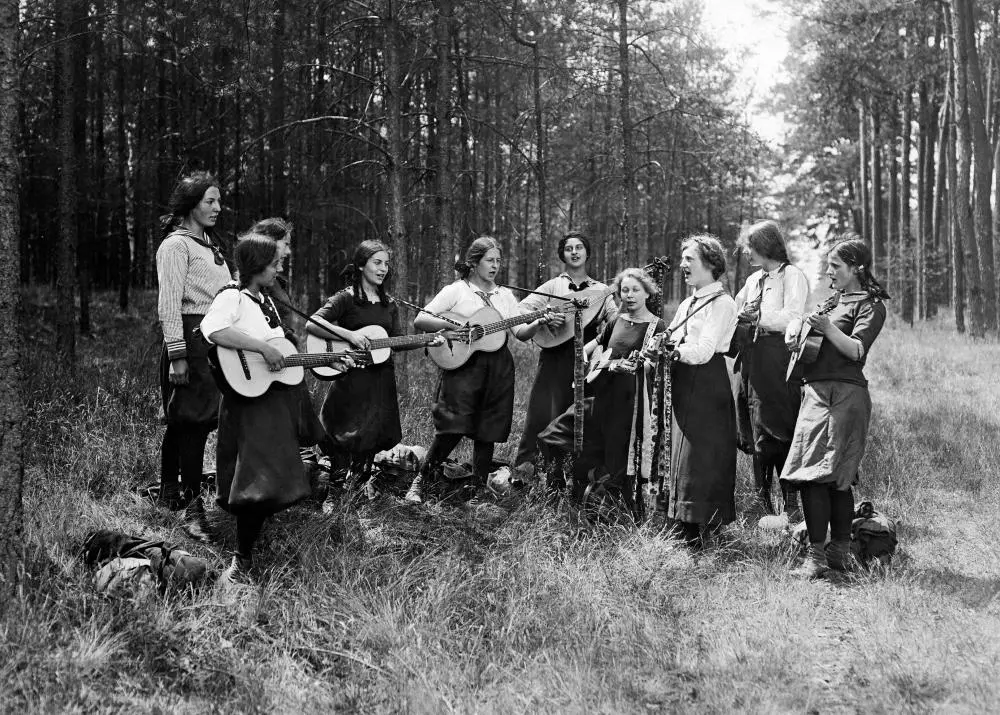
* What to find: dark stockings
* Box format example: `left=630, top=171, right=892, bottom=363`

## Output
left=425, top=434, right=495, bottom=480
left=799, top=483, right=854, bottom=544
left=160, top=424, right=211, bottom=499
left=236, top=510, right=267, bottom=561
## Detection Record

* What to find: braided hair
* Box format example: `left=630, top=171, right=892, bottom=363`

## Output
left=343, top=239, right=392, bottom=306
left=829, top=236, right=891, bottom=301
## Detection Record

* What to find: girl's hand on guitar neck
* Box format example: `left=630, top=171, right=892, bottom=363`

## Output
left=541, top=307, right=565, bottom=328
left=428, top=330, right=447, bottom=347
left=610, top=354, right=639, bottom=374
left=806, top=313, right=832, bottom=334
left=168, top=358, right=190, bottom=386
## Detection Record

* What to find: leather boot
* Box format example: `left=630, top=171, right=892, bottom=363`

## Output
left=825, top=539, right=853, bottom=571
left=790, top=543, right=828, bottom=579
left=405, top=463, right=439, bottom=504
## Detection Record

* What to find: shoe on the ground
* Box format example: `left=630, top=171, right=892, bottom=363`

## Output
left=321, top=491, right=338, bottom=515
left=790, top=543, right=828, bottom=579
left=183, top=496, right=214, bottom=543
left=758, top=512, right=790, bottom=532
left=825, top=539, right=853, bottom=571
left=219, top=554, right=253, bottom=586
left=404, top=473, right=425, bottom=504
left=156, top=480, right=187, bottom=511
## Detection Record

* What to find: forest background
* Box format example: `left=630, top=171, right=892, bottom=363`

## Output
left=1, top=0, right=1000, bottom=711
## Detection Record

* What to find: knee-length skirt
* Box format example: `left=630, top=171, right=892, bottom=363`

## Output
left=433, top=346, right=515, bottom=443
left=780, top=380, right=870, bottom=491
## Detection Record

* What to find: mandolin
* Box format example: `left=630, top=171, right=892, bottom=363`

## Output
left=426, top=302, right=578, bottom=370
left=212, top=336, right=363, bottom=398
left=305, top=325, right=441, bottom=379
left=785, top=292, right=840, bottom=382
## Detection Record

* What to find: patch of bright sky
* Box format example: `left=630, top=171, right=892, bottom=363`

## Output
left=699, top=0, right=793, bottom=147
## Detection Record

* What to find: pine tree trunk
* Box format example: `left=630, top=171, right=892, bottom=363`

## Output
left=618, top=0, right=637, bottom=267
left=56, top=0, right=78, bottom=362
left=869, top=101, right=885, bottom=272
left=116, top=0, right=130, bottom=310
left=270, top=3, right=287, bottom=215
left=432, top=0, right=455, bottom=287
left=0, top=0, right=24, bottom=604
left=858, top=102, right=870, bottom=240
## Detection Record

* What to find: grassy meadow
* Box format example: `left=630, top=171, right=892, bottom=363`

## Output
left=2, top=290, right=1000, bottom=713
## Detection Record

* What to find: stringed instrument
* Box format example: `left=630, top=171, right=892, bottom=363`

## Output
left=305, top=325, right=440, bottom=379
left=212, top=336, right=363, bottom=398
left=785, top=292, right=841, bottom=382
left=531, top=256, right=671, bottom=349
left=426, top=303, right=578, bottom=370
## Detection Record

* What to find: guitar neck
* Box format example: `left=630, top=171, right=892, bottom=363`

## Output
left=368, top=334, right=433, bottom=350
left=285, top=352, right=358, bottom=368
left=480, top=309, right=550, bottom=336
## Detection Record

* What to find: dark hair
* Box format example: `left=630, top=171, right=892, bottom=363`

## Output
left=681, top=234, right=727, bottom=280
left=160, top=171, right=220, bottom=239
left=557, top=232, right=591, bottom=263
left=249, top=217, right=293, bottom=242
left=455, top=236, right=501, bottom=279
left=343, top=240, right=392, bottom=305
left=740, top=220, right=790, bottom=264
left=828, top=235, right=891, bottom=300
left=235, top=234, right=278, bottom=288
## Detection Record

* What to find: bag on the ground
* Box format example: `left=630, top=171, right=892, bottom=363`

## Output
left=850, top=501, right=897, bottom=567
left=81, top=529, right=212, bottom=593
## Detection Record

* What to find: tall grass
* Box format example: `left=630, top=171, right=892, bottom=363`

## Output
left=2, top=293, right=1000, bottom=713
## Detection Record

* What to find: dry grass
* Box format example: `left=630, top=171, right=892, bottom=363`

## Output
left=2, top=293, right=1000, bottom=713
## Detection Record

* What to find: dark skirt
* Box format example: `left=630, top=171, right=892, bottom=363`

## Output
left=515, top=341, right=575, bottom=466
left=668, top=353, right=737, bottom=526
left=745, top=334, right=801, bottom=454
left=433, top=347, right=515, bottom=442
left=537, top=369, right=640, bottom=497
left=215, top=386, right=310, bottom=515
left=159, top=314, right=220, bottom=429
left=320, top=361, right=401, bottom=454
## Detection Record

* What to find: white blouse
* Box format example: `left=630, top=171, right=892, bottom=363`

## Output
left=424, top=280, right=521, bottom=320
left=734, top=264, right=810, bottom=333
left=200, top=286, right=286, bottom=344
left=667, top=281, right=737, bottom=365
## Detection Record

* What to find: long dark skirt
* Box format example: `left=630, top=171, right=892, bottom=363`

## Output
left=433, top=346, right=515, bottom=442
left=158, top=314, right=220, bottom=429
left=746, top=335, right=801, bottom=453
left=668, top=353, right=737, bottom=526
left=320, top=361, right=401, bottom=454
left=515, top=341, right=575, bottom=466
left=537, top=369, right=640, bottom=501
left=215, top=386, right=310, bottom=516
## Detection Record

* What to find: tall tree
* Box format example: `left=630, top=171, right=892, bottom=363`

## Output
left=0, top=0, right=24, bottom=603
left=55, top=0, right=79, bottom=361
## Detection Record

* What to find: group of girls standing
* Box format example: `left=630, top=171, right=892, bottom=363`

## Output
left=155, top=171, right=888, bottom=580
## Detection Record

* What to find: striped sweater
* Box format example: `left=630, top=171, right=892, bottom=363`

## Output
left=156, top=229, right=233, bottom=359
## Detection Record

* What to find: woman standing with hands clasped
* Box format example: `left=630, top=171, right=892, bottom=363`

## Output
left=782, top=237, right=888, bottom=578
left=664, top=235, right=738, bottom=547
left=155, top=172, right=232, bottom=539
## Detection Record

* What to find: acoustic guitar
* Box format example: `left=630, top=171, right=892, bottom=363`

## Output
left=426, top=303, right=578, bottom=370
left=305, top=325, right=440, bottom=379
left=785, top=293, right=840, bottom=382
left=530, top=256, right=671, bottom=349
left=212, top=336, right=362, bottom=398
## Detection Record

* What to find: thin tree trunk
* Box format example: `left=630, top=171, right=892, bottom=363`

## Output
left=74, top=0, right=90, bottom=334
left=858, top=101, right=870, bottom=240
left=948, top=119, right=966, bottom=333
left=618, top=0, right=637, bottom=267
left=0, top=0, right=24, bottom=604
left=948, top=0, right=987, bottom=335
left=56, top=0, right=78, bottom=362
left=116, top=0, right=130, bottom=311
left=433, top=0, right=455, bottom=286
left=270, top=3, right=287, bottom=215
left=869, top=101, right=885, bottom=272
left=933, top=93, right=950, bottom=311
left=900, top=89, right=914, bottom=324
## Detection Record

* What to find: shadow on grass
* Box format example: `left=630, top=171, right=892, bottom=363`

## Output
left=905, top=565, right=1000, bottom=610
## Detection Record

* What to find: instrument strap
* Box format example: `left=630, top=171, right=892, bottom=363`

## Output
left=266, top=292, right=345, bottom=336
left=572, top=309, right=585, bottom=458
left=498, top=283, right=572, bottom=302
left=393, top=295, right=465, bottom=327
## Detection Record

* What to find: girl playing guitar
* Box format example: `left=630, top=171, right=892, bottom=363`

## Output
left=306, top=241, right=442, bottom=506
left=201, top=234, right=354, bottom=579
left=781, top=236, right=889, bottom=578
left=404, top=236, right=558, bottom=503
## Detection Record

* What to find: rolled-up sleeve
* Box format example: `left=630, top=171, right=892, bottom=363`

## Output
left=200, top=290, right=241, bottom=343
left=850, top=300, right=886, bottom=359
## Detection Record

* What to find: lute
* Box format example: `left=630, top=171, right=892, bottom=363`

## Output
left=785, top=292, right=840, bottom=382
